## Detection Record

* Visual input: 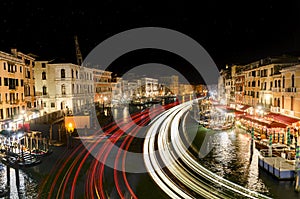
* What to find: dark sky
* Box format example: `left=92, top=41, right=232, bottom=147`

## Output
left=1, top=0, right=300, bottom=82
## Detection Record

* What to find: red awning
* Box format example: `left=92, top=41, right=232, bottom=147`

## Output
left=265, top=112, right=300, bottom=126
left=239, top=115, right=287, bottom=129
left=240, top=115, right=270, bottom=127
left=234, top=110, right=245, bottom=115
left=240, top=105, right=252, bottom=111
left=267, top=121, right=287, bottom=128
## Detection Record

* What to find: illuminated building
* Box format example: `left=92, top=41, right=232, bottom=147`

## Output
left=11, top=49, right=37, bottom=109
left=35, top=62, right=94, bottom=115
left=93, top=69, right=112, bottom=107
left=279, top=65, right=300, bottom=117
left=0, top=51, right=26, bottom=129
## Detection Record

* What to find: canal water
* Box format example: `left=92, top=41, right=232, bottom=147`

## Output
left=1, top=103, right=299, bottom=198
left=198, top=127, right=300, bottom=199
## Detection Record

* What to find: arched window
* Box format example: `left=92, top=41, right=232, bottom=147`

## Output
left=24, top=85, right=31, bottom=96
left=282, top=76, right=285, bottom=88
left=61, top=84, right=66, bottom=95
left=42, top=71, right=46, bottom=80
left=274, top=80, right=277, bottom=88
left=76, top=70, right=78, bottom=79
left=61, top=69, right=65, bottom=78
left=72, top=84, right=75, bottom=94
left=42, top=86, right=47, bottom=95
left=278, top=80, right=281, bottom=88
left=292, top=74, right=295, bottom=88
left=71, top=69, right=74, bottom=78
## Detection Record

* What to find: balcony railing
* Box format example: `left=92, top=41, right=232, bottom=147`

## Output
left=282, top=87, right=296, bottom=92
left=280, top=109, right=295, bottom=117
left=10, top=99, right=19, bottom=105
left=271, top=88, right=281, bottom=92
left=270, top=106, right=280, bottom=113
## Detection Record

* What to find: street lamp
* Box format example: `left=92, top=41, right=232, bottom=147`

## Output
left=66, top=122, right=74, bottom=148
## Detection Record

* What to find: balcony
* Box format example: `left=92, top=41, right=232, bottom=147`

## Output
left=235, top=80, right=244, bottom=84
left=8, top=86, right=17, bottom=90
left=10, top=99, right=19, bottom=105
left=280, top=109, right=295, bottom=117
left=282, top=87, right=296, bottom=92
left=270, top=106, right=280, bottom=113
left=235, top=91, right=244, bottom=95
left=55, top=94, right=74, bottom=98
left=271, top=88, right=281, bottom=92
left=42, top=93, right=50, bottom=98
left=260, top=90, right=272, bottom=94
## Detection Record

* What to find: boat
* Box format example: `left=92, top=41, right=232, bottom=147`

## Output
left=30, top=149, right=53, bottom=157
left=2, top=150, right=43, bottom=168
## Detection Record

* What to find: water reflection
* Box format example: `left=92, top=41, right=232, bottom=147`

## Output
left=112, top=104, right=158, bottom=121
left=200, top=129, right=270, bottom=194
left=199, top=127, right=300, bottom=198
left=0, top=163, right=38, bottom=198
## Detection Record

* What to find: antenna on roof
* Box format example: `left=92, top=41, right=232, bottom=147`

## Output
left=74, top=35, right=83, bottom=66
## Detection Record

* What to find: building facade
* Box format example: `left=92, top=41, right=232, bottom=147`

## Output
left=93, top=69, right=112, bottom=107
left=218, top=55, right=299, bottom=118
left=0, top=51, right=26, bottom=129
left=11, top=49, right=36, bottom=109
left=279, top=65, right=300, bottom=117
left=35, top=62, right=94, bottom=115
left=141, top=77, right=158, bottom=97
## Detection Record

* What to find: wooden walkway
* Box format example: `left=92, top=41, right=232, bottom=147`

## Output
left=258, top=155, right=296, bottom=180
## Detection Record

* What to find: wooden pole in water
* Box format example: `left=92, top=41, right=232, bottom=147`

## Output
left=6, top=165, right=10, bottom=188
left=26, top=134, right=29, bottom=149
left=36, top=134, right=39, bottom=150
left=295, top=136, right=300, bottom=192
left=15, top=161, right=20, bottom=189
left=269, top=134, right=273, bottom=157
left=250, top=127, right=254, bottom=153
left=287, top=127, right=291, bottom=150
left=30, top=136, right=32, bottom=155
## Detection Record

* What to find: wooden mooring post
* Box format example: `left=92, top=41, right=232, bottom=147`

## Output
left=295, top=145, right=300, bottom=192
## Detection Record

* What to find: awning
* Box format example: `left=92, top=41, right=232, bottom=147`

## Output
left=267, top=121, right=287, bottom=128
left=239, top=115, right=287, bottom=129
left=234, top=110, right=245, bottom=115
left=240, top=105, right=252, bottom=111
left=240, top=115, right=270, bottom=127
left=265, top=113, right=300, bottom=126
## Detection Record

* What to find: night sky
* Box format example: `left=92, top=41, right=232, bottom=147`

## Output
left=1, top=1, right=300, bottom=83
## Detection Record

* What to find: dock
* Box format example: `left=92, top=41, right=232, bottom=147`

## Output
left=258, top=154, right=296, bottom=180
